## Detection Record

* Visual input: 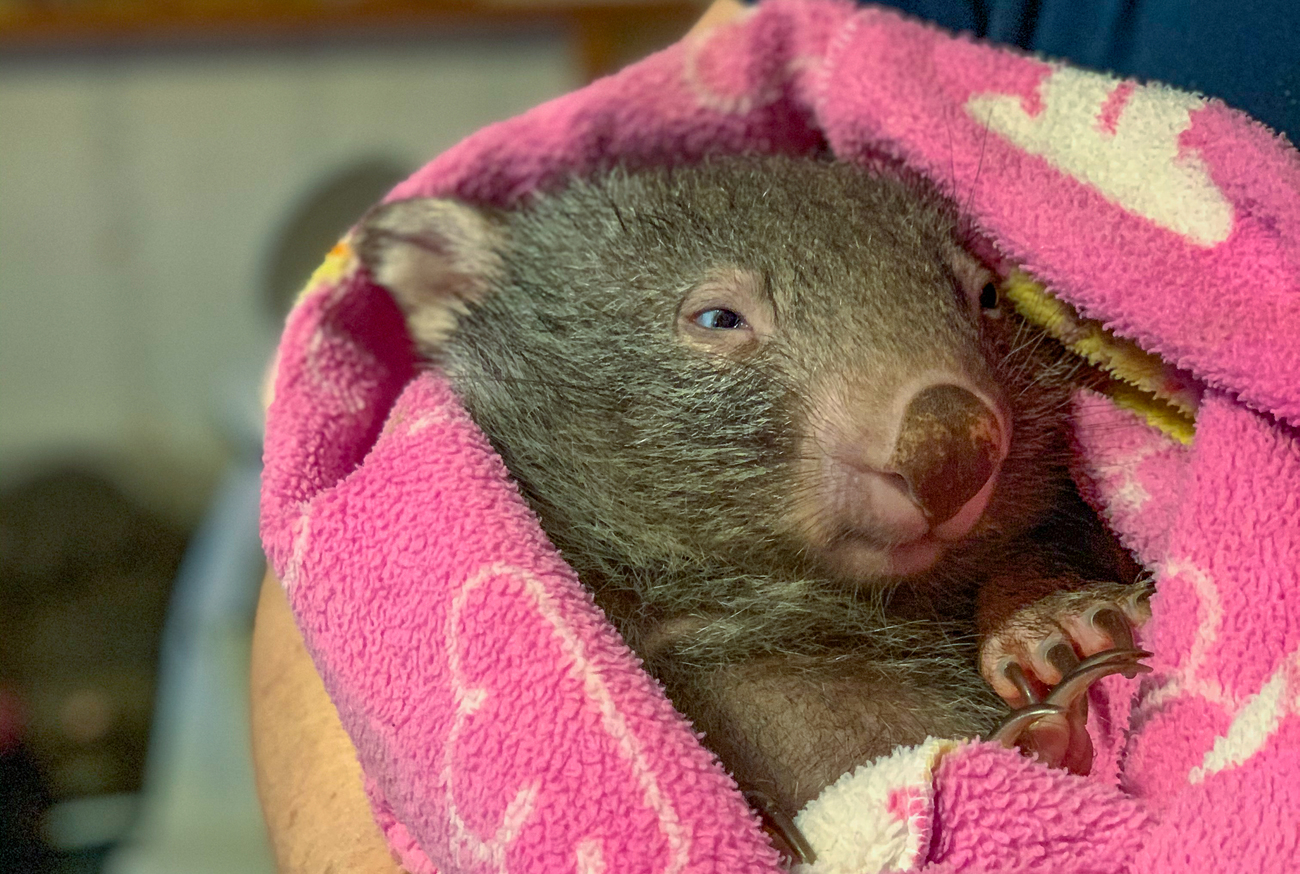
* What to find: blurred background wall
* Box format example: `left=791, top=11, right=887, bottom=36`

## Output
left=0, top=2, right=697, bottom=870
left=2, top=12, right=583, bottom=516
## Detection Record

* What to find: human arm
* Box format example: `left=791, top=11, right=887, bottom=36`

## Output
left=249, top=568, right=404, bottom=874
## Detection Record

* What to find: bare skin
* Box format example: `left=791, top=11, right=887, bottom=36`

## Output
left=689, top=0, right=745, bottom=33
left=250, top=569, right=403, bottom=874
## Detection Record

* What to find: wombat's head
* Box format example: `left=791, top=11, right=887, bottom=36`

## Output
left=356, top=157, right=1069, bottom=590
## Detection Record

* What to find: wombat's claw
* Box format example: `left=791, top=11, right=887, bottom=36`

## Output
left=1045, top=647, right=1152, bottom=711
left=991, top=647, right=1152, bottom=750
left=743, top=789, right=817, bottom=866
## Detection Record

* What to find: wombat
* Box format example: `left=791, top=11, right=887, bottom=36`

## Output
left=355, top=155, right=1148, bottom=829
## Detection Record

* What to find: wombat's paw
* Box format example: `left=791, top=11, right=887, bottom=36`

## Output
left=981, top=582, right=1151, bottom=773
left=990, top=648, right=1151, bottom=773
left=979, top=582, right=1151, bottom=708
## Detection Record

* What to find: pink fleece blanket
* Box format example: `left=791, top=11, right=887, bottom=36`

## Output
left=260, top=2, right=1300, bottom=871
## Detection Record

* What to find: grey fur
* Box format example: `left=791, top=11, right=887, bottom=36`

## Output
left=357, top=155, right=1115, bottom=814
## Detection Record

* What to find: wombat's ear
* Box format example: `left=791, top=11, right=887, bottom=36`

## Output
left=354, top=198, right=506, bottom=348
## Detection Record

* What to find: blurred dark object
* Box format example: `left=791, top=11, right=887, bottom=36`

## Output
left=0, top=0, right=704, bottom=82
left=0, top=466, right=188, bottom=809
left=262, top=156, right=409, bottom=321
left=1, top=701, right=56, bottom=874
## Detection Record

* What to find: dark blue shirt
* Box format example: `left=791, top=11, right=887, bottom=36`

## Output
left=879, top=0, right=1298, bottom=143
left=748, top=0, right=1299, bottom=143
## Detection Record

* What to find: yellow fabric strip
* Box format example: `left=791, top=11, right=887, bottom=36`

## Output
left=1003, top=272, right=1197, bottom=445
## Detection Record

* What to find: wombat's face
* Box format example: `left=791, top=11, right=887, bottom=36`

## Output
left=356, top=158, right=1068, bottom=588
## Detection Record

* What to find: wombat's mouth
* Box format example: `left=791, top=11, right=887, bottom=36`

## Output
left=824, top=528, right=948, bottom=580
left=883, top=535, right=946, bottom=577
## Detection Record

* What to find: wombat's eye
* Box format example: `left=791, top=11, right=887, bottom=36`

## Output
left=677, top=269, right=768, bottom=354
left=694, top=308, right=748, bottom=330
left=979, top=282, right=999, bottom=310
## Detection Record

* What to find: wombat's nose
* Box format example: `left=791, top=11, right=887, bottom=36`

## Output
left=888, top=384, right=1006, bottom=527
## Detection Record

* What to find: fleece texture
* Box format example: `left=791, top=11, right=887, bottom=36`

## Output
left=260, top=2, right=1300, bottom=871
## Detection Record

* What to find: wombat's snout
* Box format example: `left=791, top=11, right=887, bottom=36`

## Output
left=808, top=380, right=1009, bottom=578
left=888, top=384, right=1007, bottom=532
